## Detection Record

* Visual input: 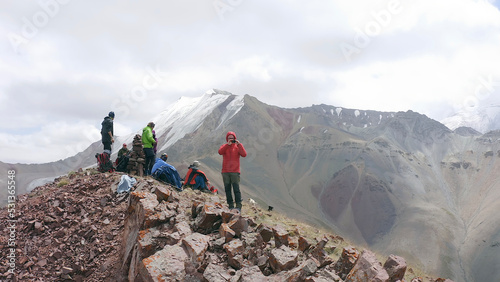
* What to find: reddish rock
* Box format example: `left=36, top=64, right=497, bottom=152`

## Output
left=154, top=186, right=171, bottom=202
left=182, top=232, right=210, bottom=268
left=228, top=215, right=249, bottom=237
left=299, top=236, right=312, bottom=252
left=257, top=223, right=274, bottom=242
left=194, top=202, right=224, bottom=233
left=286, top=258, right=318, bottom=281
left=139, top=245, right=188, bottom=281
left=241, top=232, right=265, bottom=249
left=173, top=220, right=192, bottom=237
left=308, top=235, right=334, bottom=268
left=221, top=210, right=236, bottom=223
left=305, top=268, right=342, bottom=281
left=137, top=228, right=160, bottom=258
left=345, top=249, right=389, bottom=282
left=232, top=265, right=268, bottom=281
left=203, top=263, right=233, bottom=281
left=224, top=239, right=246, bottom=270
left=269, top=245, right=298, bottom=273
left=273, top=225, right=289, bottom=248
left=334, top=246, right=360, bottom=279
left=383, top=254, right=407, bottom=282
left=220, top=223, right=236, bottom=243
left=224, top=239, right=245, bottom=258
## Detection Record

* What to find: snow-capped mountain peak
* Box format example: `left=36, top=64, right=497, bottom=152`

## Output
left=440, top=104, right=500, bottom=133
left=153, top=90, right=244, bottom=152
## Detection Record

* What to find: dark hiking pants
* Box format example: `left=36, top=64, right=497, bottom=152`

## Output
left=223, top=172, right=241, bottom=209
left=143, top=148, right=155, bottom=176
left=103, top=141, right=112, bottom=152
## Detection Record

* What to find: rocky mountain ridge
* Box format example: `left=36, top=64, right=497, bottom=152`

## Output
left=0, top=169, right=455, bottom=281
left=2, top=91, right=500, bottom=281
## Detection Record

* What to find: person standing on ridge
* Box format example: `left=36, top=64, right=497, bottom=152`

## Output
left=218, top=131, right=247, bottom=212
left=142, top=122, right=157, bottom=176
left=100, top=111, right=114, bottom=154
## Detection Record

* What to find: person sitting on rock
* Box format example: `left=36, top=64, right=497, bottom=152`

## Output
left=151, top=153, right=182, bottom=190
left=117, top=143, right=130, bottom=158
left=183, top=161, right=214, bottom=193
left=115, top=143, right=131, bottom=171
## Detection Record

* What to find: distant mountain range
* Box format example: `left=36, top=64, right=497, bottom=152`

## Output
left=441, top=104, right=500, bottom=133
left=3, top=90, right=500, bottom=282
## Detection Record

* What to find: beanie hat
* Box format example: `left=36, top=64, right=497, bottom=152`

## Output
left=160, top=153, right=168, bottom=161
left=109, top=111, right=115, bottom=118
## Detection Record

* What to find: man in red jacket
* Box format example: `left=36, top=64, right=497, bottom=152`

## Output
left=218, top=131, right=247, bottom=212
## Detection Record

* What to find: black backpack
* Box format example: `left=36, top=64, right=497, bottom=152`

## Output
left=95, top=152, right=115, bottom=173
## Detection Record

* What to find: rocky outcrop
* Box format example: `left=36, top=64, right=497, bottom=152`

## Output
left=118, top=176, right=454, bottom=282
left=0, top=169, right=456, bottom=281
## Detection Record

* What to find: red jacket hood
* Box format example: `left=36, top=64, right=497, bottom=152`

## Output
left=226, top=131, right=236, bottom=142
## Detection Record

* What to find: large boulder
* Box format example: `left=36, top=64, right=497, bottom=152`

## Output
left=224, top=239, right=246, bottom=270
left=139, top=245, right=188, bottom=281
left=273, top=225, right=289, bottom=248
left=194, top=202, right=225, bottom=233
left=269, top=245, right=298, bottom=273
left=383, top=254, right=407, bottom=282
left=345, top=250, right=389, bottom=282
left=257, top=223, right=274, bottom=242
left=334, top=246, right=360, bottom=279
left=182, top=232, right=210, bottom=268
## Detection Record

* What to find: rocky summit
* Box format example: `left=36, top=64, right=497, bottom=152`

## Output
left=0, top=169, right=454, bottom=281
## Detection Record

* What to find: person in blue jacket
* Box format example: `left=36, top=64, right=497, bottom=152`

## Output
left=151, top=153, right=182, bottom=190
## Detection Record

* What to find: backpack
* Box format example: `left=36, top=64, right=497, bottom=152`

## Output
left=95, top=152, right=115, bottom=173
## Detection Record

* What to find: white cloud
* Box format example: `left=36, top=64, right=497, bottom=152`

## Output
left=1, top=0, right=500, bottom=163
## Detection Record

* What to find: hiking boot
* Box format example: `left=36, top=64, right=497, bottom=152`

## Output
left=228, top=203, right=234, bottom=209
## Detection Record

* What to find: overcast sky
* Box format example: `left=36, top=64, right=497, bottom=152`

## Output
left=1, top=0, right=500, bottom=164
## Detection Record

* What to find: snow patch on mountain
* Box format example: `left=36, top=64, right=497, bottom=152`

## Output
left=216, top=95, right=245, bottom=129
left=149, top=91, right=243, bottom=152
left=336, top=108, right=342, bottom=116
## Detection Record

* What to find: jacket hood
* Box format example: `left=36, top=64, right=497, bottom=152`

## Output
left=102, top=116, right=112, bottom=125
left=226, top=131, right=236, bottom=142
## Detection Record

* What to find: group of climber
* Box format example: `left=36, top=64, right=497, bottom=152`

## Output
left=100, top=111, right=247, bottom=212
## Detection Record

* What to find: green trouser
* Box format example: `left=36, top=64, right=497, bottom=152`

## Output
left=222, top=172, right=241, bottom=209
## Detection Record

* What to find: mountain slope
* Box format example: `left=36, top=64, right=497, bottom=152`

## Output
left=5, top=90, right=500, bottom=281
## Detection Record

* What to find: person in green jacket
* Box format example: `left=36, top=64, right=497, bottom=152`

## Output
left=142, top=122, right=157, bottom=176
